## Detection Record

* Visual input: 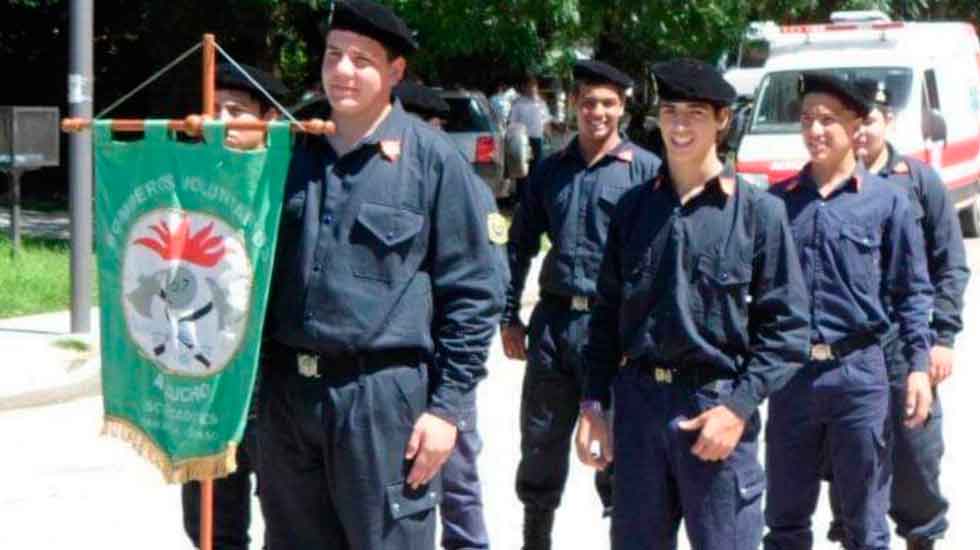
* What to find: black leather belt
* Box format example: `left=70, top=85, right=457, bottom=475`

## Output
left=295, top=348, right=424, bottom=378
left=540, top=291, right=594, bottom=312
left=626, top=360, right=734, bottom=388
left=810, top=325, right=884, bottom=362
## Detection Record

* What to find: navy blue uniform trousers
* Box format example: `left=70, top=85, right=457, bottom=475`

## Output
left=517, top=298, right=613, bottom=515
left=182, top=422, right=261, bottom=550
left=613, top=368, right=766, bottom=550
left=764, top=346, right=891, bottom=550
left=439, top=393, right=490, bottom=550
left=827, top=339, right=948, bottom=546
left=257, top=355, right=440, bottom=550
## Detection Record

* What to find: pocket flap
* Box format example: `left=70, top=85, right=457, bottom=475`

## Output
left=840, top=224, right=881, bottom=248
left=597, top=184, right=628, bottom=206
left=356, top=202, right=424, bottom=247
left=734, top=462, right=766, bottom=501
left=385, top=478, right=441, bottom=520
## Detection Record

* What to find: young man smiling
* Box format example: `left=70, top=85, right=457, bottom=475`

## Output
left=260, top=1, right=500, bottom=549
left=764, top=73, right=934, bottom=550
left=577, top=59, right=809, bottom=550
left=501, top=59, right=660, bottom=550
left=822, top=78, right=969, bottom=550
left=576, top=58, right=810, bottom=550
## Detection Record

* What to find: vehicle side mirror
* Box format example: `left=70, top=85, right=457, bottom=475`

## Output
left=504, top=122, right=531, bottom=179
left=923, top=108, right=947, bottom=143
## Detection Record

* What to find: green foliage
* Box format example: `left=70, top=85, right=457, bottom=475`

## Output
left=0, top=235, right=76, bottom=319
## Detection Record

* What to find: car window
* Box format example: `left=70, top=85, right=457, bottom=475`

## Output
left=442, top=97, right=493, bottom=133
left=750, top=67, right=913, bottom=134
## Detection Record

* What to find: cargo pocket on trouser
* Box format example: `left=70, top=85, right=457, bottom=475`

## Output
left=384, top=476, right=441, bottom=550
left=732, top=459, right=766, bottom=550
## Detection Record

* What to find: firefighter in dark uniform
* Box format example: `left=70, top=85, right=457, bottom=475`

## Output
left=395, top=79, right=509, bottom=550
left=181, top=61, right=286, bottom=550
left=763, top=73, right=934, bottom=550
left=576, top=58, right=811, bottom=550
left=501, top=60, right=661, bottom=550
left=257, top=2, right=501, bottom=549
left=823, top=78, right=970, bottom=550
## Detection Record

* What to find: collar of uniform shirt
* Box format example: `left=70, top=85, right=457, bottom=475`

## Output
left=652, top=162, right=736, bottom=199
left=881, top=142, right=910, bottom=176
left=796, top=162, right=867, bottom=196
left=559, top=134, right=634, bottom=165
left=324, top=100, right=408, bottom=158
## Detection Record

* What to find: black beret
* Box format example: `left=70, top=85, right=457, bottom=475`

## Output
left=652, top=58, right=736, bottom=107
left=329, top=0, right=417, bottom=56
left=798, top=72, right=870, bottom=118
left=216, top=63, right=288, bottom=103
left=393, top=81, right=450, bottom=119
left=573, top=60, right=633, bottom=91
left=853, top=77, right=894, bottom=110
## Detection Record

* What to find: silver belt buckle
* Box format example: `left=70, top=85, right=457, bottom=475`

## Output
left=297, top=353, right=321, bottom=378
left=810, top=344, right=834, bottom=362
left=571, top=295, right=590, bottom=312
left=654, top=367, right=674, bottom=384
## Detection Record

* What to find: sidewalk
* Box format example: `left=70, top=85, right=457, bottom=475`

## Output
left=0, top=308, right=101, bottom=411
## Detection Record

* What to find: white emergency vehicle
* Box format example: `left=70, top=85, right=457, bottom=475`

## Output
left=734, top=14, right=980, bottom=235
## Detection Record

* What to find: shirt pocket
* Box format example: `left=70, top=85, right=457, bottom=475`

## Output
left=839, top=223, right=882, bottom=288
left=692, top=254, right=752, bottom=345
left=596, top=184, right=627, bottom=218
left=350, top=202, right=425, bottom=282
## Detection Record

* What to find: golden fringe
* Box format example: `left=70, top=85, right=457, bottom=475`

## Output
left=102, top=415, right=238, bottom=484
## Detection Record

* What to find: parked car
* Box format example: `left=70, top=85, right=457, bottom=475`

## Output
left=439, top=89, right=522, bottom=198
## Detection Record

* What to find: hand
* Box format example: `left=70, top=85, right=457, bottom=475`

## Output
left=928, top=345, right=954, bottom=386
left=501, top=324, right=528, bottom=361
left=678, top=406, right=746, bottom=462
left=404, top=413, right=458, bottom=489
left=904, top=371, right=933, bottom=428
left=575, top=409, right=613, bottom=470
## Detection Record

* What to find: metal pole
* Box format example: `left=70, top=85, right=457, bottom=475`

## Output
left=9, top=170, right=22, bottom=256
left=68, top=0, right=93, bottom=333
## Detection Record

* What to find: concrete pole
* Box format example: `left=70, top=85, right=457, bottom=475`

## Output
left=68, top=0, right=93, bottom=333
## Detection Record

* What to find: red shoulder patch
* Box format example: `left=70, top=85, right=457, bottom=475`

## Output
left=893, top=161, right=910, bottom=175
left=613, top=148, right=634, bottom=163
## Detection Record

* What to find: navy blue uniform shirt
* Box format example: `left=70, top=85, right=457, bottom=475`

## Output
left=268, top=101, right=501, bottom=425
left=583, top=167, right=811, bottom=419
left=503, top=137, right=661, bottom=324
left=878, top=144, right=969, bottom=348
left=771, top=164, right=933, bottom=373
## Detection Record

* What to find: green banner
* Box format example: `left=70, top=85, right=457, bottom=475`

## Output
left=94, top=120, right=291, bottom=482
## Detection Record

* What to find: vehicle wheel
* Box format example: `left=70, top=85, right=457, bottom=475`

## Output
left=959, top=190, right=980, bottom=238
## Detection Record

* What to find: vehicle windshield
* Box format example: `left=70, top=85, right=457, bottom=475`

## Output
left=749, top=67, right=913, bottom=134
left=442, top=96, right=493, bottom=133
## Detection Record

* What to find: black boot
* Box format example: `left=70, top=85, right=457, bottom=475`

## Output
left=522, top=509, right=555, bottom=550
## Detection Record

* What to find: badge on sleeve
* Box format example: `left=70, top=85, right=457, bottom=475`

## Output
left=487, top=212, right=508, bottom=244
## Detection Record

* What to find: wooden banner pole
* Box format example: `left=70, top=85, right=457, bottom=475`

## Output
left=199, top=33, right=216, bottom=550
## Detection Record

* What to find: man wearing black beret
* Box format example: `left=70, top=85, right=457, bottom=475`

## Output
left=179, top=61, right=286, bottom=550
left=576, top=57, right=810, bottom=550
left=821, top=77, right=968, bottom=550
left=764, top=72, right=933, bottom=550
left=258, top=1, right=502, bottom=549
left=501, top=58, right=661, bottom=549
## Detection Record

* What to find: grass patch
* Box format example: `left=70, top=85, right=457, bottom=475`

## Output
left=53, top=337, right=92, bottom=353
left=0, top=234, right=96, bottom=319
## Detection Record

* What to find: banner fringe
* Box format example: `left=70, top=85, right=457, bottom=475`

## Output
left=102, top=415, right=238, bottom=484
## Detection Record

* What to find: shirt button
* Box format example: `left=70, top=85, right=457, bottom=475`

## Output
left=720, top=272, right=729, bottom=281
left=304, top=312, right=313, bottom=321
left=323, top=214, right=334, bottom=225
left=387, top=231, right=395, bottom=240
left=313, top=264, right=322, bottom=273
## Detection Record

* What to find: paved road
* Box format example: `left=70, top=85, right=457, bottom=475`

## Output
left=2, top=242, right=979, bottom=549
